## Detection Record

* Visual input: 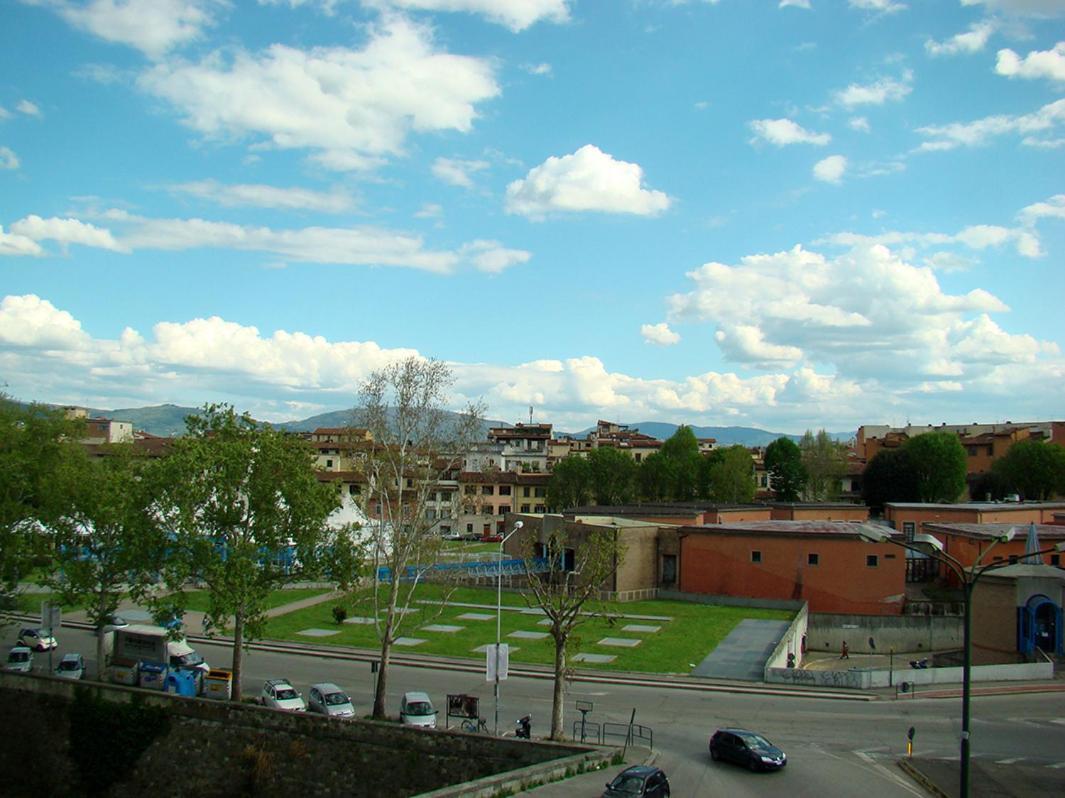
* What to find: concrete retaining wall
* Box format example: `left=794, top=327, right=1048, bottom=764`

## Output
left=657, top=590, right=804, bottom=612
left=807, top=613, right=963, bottom=654
left=765, top=660, right=1053, bottom=690
left=763, top=602, right=809, bottom=673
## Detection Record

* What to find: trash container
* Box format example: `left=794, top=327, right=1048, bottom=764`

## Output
left=138, top=660, right=168, bottom=690
left=165, top=669, right=199, bottom=697
left=111, top=657, right=139, bottom=686
left=203, top=668, right=233, bottom=701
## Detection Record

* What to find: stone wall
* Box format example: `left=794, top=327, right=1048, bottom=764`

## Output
left=0, top=673, right=597, bottom=798
left=807, top=613, right=963, bottom=654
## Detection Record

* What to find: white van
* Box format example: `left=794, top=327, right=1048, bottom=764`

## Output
left=400, top=691, right=437, bottom=728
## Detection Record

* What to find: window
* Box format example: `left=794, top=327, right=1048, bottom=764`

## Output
left=406, top=478, right=413, bottom=488
left=440, top=525, right=451, bottom=535
left=808, top=553, right=819, bottom=566
left=967, top=445, right=978, bottom=456
left=482, top=485, right=494, bottom=495
left=465, top=485, right=476, bottom=495
left=662, top=554, right=677, bottom=584
left=520, top=504, right=530, bottom=513
left=1008, top=555, right=1018, bottom=565
left=349, top=484, right=360, bottom=495
left=534, top=504, right=546, bottom=513
left=466, top=523, right=473, bottom=534
left=483, top=524, right=491, bottom=535
left=751, top=550, right=762, bottom=564
left=534, top=487, right=546, bottom=498
left=499, top=485, right=511, bottom=496
left=325, top=459, right=333, bottom=468
left=902, top=521, right=915, bottom=542
left=425, top=509, right=436, bottom=520
left=498, top=506, right=507, bottom=515
left=866, top=555, right=879, bottom=568
left=1051, top=554, right=1060, bottom=567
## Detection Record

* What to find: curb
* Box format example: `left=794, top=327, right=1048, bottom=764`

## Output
left=896, top=758, right=950, bottom=798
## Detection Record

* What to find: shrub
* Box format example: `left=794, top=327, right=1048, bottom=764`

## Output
left=332, top=605, right=348, bottom=624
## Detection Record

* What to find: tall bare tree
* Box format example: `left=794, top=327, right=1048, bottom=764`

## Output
left=355, top=357, right=484, bottom=719
left=520, top=517, right=626, bottom=740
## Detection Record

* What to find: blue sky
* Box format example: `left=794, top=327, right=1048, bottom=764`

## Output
left=1, top=0, right=1063, bottom=434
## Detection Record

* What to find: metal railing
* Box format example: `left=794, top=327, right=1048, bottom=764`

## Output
left=572, top=720, right=653, bottom=749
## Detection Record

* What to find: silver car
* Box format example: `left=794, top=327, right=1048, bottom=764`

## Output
left=400, top=691, right=437, bottom=728
left=5, top=646, right=33, bottom=673
left=308, top=683, right=355, bottom=719
left=55, top=652, right=86, bottom=680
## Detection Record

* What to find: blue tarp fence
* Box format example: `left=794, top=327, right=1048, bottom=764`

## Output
left=377, top=557, right=548, bottom=583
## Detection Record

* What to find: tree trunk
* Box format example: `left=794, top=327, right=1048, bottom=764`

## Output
left=96, top=623, right=107, bottom=680
left=550, top=635, right=567, bottom=740
left=231, top=610, right=245, bottom=702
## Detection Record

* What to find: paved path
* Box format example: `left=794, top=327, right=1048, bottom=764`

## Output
left=691, top=618, right=791, bottom=681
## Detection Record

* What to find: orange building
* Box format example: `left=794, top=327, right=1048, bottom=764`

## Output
left=678, top=521, right=906, bottom=615
left=770, top=503, right=869, bottom=522
left=567, top=503, right=772, bottom=526
left=884, top=501, right=1065, bottom=541
left=921, top=522, right=1065, bottom=574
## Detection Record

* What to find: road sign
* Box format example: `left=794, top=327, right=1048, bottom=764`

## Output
left=486, top=643, right=509, bottom=682
left=41, top=602, right=61, bottom=630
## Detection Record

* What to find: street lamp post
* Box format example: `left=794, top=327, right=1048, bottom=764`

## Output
left=858, top=524, right=1065, bottom=798
left=494, top=520, right=523, bottom=735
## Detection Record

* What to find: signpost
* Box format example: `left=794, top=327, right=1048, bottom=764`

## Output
left=576, top=700, right=593, bottom=743
left=41, top=601, right=60, bottom=674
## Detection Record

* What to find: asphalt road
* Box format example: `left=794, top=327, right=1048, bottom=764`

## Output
left=7, top=625, right=1065, bottom=797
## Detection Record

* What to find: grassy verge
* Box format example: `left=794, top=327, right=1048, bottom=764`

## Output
left=179, top=587, right=333, bottom=614
left=264, top=583, right=792, bottom=674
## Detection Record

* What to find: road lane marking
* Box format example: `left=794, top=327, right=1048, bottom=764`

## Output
left=1047, top=762, right=1065, bottom=769
left=994, top=758, right=1022, bottom=764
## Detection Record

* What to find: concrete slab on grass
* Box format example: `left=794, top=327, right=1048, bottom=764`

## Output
left=472, top=644, right=519, bottom=654
left=297, top=628, right=340, bottom=638
left=598, top=637, right=641, bottom=648
left=421, top=624, right=464, bottom=633
left=509, top=630, right=549, bottom=640
left=458, top=613, right=495, bottom=621
left=572, top=653, right=616, bottom=664
left=343, top=616, right=377, bottom=625
left=394, top=637, right=426, bottom=647
left=622, top=625, right=661, bottom=634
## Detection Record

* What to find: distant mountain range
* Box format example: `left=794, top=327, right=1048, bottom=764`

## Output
left=81, top=404, right=852, bottom=446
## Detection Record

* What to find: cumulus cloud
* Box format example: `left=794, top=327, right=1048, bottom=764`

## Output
left=916, top=98, right=1065, bottom=151
left=45, top=0, right=219, bottom=60
left=0, top=146, right=19, bottom=170
left=16, top=100, right=42, bottom=117
left=996, top=43, right=1065, bottom=82
left=849, top=0, right=907, bottom=13
left=431, top=157, right=490, bottom=188
left=376, top=0, right=571, bottom=32
left=0, top=226, right=44, bottom=256
left=749, top=118, right=831, bottom=146
left=137, top=16, right=499, bottom=169
left=960, top=1, right=1065, bottom=18
left=813, top=155, right=847, bottom=184
left=504, top=144, right=671, bottom=219
left=925, top=22, right=995, bottom=57
left=169, top=180, right=356, bottom=212
left=834, top=71, right=913, bottom=107
left=458, top=240, right=532, bottom=274
left=1019, top=193, right=1065, bottom=222
left=849, top=116, right=871, bottom=133
left=818, top=217, right=1043, bottom=259
left=641, top=323, right=680, bottom=346
left=8, top=215, right=127, bottom=252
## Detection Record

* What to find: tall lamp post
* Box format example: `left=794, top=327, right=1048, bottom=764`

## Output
left=858, top=524, right=1065, bottom=798
left=494, top=520, right=523, bottom=735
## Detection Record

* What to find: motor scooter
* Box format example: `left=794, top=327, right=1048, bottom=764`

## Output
left=515, top=714, right=532, bottom=739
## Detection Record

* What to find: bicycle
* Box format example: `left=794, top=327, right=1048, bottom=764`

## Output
left=460, top=716, right=489, bottom=734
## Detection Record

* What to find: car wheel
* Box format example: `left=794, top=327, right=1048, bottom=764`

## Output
left=748, top=757, right=760, bottom=773
left=710, top=747, right=720, bottom=761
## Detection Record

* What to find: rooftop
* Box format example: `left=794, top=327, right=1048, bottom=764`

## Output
left=680, top=520, right=901, bottom=538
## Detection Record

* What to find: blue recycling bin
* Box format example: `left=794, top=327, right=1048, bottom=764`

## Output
left=165, top=668, right=199, bottom=697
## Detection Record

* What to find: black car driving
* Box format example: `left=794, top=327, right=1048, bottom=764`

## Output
left=602, top=765, right=670, bottom=797
left=709, top=728, right=787, bottom=772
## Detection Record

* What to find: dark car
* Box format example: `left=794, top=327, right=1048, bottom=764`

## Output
left=709, top=728, right=787, bottom=772
left=602, top=765, right=670, bottom=797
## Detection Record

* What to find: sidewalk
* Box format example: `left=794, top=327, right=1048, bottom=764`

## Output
left=519, top=750, right=653, bottom=797
left=900, top=756, right=1065, bottom=798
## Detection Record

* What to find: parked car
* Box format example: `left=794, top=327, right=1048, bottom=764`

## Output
left=602, top=765, right=671, bottom=797
left=308, top=683, right=355, bottom=719
left=709, top=728, right=787, bottom=772
left=18, top=627, right=57, bottom=652
left=55, top=652, right=86, bottom=680
left=399, top=691, right=437, bottom=728
left=4, top=646, right=33, bottom=673
left=261, top=679, right=306, bottom=712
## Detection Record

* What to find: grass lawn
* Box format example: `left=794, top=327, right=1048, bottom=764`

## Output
left=179, top=587, right=333, bottom=614
left=264, top=583, right=792, bottom=675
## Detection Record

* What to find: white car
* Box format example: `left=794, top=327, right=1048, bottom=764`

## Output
left=55, top=652, right=86, bottom=680
left=308, top=683, right=355, bottom=719
left=18, top=627, right=57, bottom=652
left=261, top=679, right=306, bottom=712
left=400, top=691, right=437, bottom=728
left=5, top=646, right=33, bottom=673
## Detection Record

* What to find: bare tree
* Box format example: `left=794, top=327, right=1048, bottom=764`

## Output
left=520, top=516, right=626, bottom=740
left=354, top=357, right=484, bottom=719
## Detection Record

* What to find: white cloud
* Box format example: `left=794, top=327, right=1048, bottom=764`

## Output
left=47, top=0, right=219, bottom=60
left=504, top=144, right=671, bottom=219
left=458, top=239, right=532, bottom=274
left=925, top=22, right=995, bottom=57
left=996, top=43, right=1065, bottom=82
left=916, top=98, right=1065, bottom=151
left=16, top=100, right=42, bottom=117
left=0, top=227, right=44, bottom=256
left=1019, top=193, right=1065, bottom=222
left=819, top=216, right=1043, bottom=259
left=960, top=1, right=1065, bottom=18
left=0, top=146, right=19, bottom=170
left=524, top=62, right=552, bottom=75
left=414, top=202, right=443, bottom=219
left=749, top=118, right=831, bottom=146
left=169, top=180, right=356, bottom=212
left=849, top=116, right=871, bottom=132
left=0, top=294, right=91, bottom=349
left=9, top=215, right=126, bottom=252
left=813, top=154, right=847, bottom=184
left=779, top=1, right=811, bottom=9
left=834, top=71, right=913, bottom=107
left=431, top=157, right=490, bottom=188
left=137, top=17, right=499, bottom=169
left=849, top=0, right=907, bottom=13
left=641, top=323, right=681, bottom=346
left=376, top=0, right=571, bottom=32
left=0, top=106, right=9, bottom=120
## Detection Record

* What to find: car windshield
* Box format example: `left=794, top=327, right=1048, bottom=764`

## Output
left=739, top=733, right=773, bottom=750
left=276, top=688, right=298, bottom=700
left=608, top=774, right=645, bottom=794
left=406, top=701, right=433, bottom=716
left=59, top=659, right=79, bottom=670
left=324, top=692, right=350, bottom=706
left=9, top=652, right=29, bottom=662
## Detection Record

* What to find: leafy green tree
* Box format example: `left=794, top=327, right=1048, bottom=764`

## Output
left=547, top=455, right=594, bottom=510
left=861, top=448, right=918, bottom=511
left=903, top=431, right=967, bottom=503
left=706, top=445, right=756, bottom=503
left=520, top=519, right=625, bottom=740
left=155, top=404, right=357, bottom=701
left=800, top=430, right=848, bottom=501
left=991, top=440, right=1065, bottom=500
left=0, top=397, right=83, bottom=620
left=355, top=357, right=484, bottom=719
left=764, top=437, right=806, bottom=502
left=659, top=425, right=701, bottom=500
left=587, top=446, right=638, bottom=505
left=46, top=444, right=168, bottom=676
left=637, top=452, right=674, bottom=502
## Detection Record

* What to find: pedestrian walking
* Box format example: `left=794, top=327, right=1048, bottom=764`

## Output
left=840, top=641, right=849, bottom=660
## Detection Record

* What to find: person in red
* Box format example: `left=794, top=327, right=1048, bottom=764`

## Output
left=840, top=641, right=849, bottom=660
